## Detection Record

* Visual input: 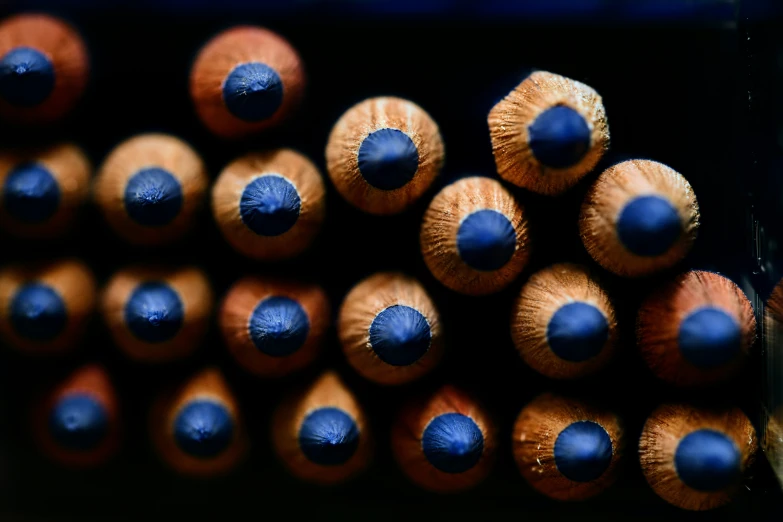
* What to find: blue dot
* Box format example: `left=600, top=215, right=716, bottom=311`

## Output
left=0, top=47, right=55, bottom=107
left=298, top=407, right=360, bottom=466
left=222, top=62, right=284, bottom=122
left=248, top=296, right=310, bottom=357
left=554, top=421, right=613, bottom=482
left=3, top=163, right=60, bottom=223
left=678, top=307, right=742, bottom=368
left=674, top=429, right=741, bottom=491
left=49, top=394, right=109, bottom=452
left=174, top=401, right=234, bottom=458
left=369, top=305, right=431, bottom=366
left=239, top=175, right=301, bottom=236
left=123, top=168, right=183, bottom=227
left=422, top=413, right=484, bottom=474
left=546, top=302, right=609, bottom=362
left=616, top=195, right=682, bottom=257
left=357, top=128, right=419, bottom=191
left=124, top=283, right=183, bottom=343
left=9, top=283, right=67, bottom=341
left=527, top=105, right=591, bottom=169
left=456, top=209, right=517, bottom=271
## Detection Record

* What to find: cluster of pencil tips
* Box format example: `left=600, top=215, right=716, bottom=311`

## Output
left=0, top=12, right=768, bottom=511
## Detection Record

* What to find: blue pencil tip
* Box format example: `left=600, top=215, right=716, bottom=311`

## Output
left=174, top=401, right=234, bottom=458
left=554, top=421, right=613, bottom=482
left=124, top=282, right=183, bottom=343
left=2, top=162, right=60, bottom=223
left=239, top=175, right=301, bottom=236
left=222, top=62, right=284, bottom=122
left=369, top=304, right=431, bottom=366
left=674, top=429, right=741, bottom=491
left=298, top=407, right=360, bottom=466
left=678, top=307, right=742, bottom=368
left=422, top=413, right=484, bottom=474
left=546, top=302, right=609, bottom=362
left=49, top=395, right=109, bottom=451
left=616, top=195, right=682, bottom=257
left=9, top=283, right=67, bottom=341
left=249, top=296, right=310, bottom=357
left=357, top=128, right=420, bottom=190
left=527, top=105, right=591, bottom=169
left=0, top=47, right=56, bottom=107
left=456, top=209, right=517, bottom=271
left=123, top=167, right=183, bottom=227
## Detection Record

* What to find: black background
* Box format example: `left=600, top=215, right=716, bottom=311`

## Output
left=0, top=1, right=782, bottom=520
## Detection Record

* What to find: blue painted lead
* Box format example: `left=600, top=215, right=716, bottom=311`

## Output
left=527, top=105, right=591, bottom=169
left=616, top=195, right=682, bottom=257
left=3, top=163, right=60, bottom=223
left=369, top=304, right=431, bottom=366
left=9, top=283, right=67, bottom=341
left=223, top=62, right=283, bottom=122
left=249, top=296, right=310, bottom=357
left=239, top=175, right=301, bottom=236
left=124, top=167, right=183, bottom=227
left=553, top=420, right=613, bottom=482
left=357, top=128, right=419, bottom=191
left=174, top=400, right=234, bottom=458
left=678, top=307, right=741, bottom=368
left=456, top=209, right=516, bottom=271
left=674, top=429, right=741, bottom=491
left=298, top=407, right=360, bottom=466
left=0, top=47, right=55, bottom=107
left=546, top=302, right=609, bottom=362
left=422, top=413, right=484, bottom=474
left=49, top=394, right=109, bottom=451
left=124, top=282, right=184, bottom=343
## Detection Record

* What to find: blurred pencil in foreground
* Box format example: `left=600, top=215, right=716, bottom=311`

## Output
left=151, top=367, right=248, bottom=477
left=272, top=371, right=372, bottom=484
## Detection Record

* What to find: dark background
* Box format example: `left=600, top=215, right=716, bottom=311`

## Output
left=0, top=0, right=782, bottom=520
